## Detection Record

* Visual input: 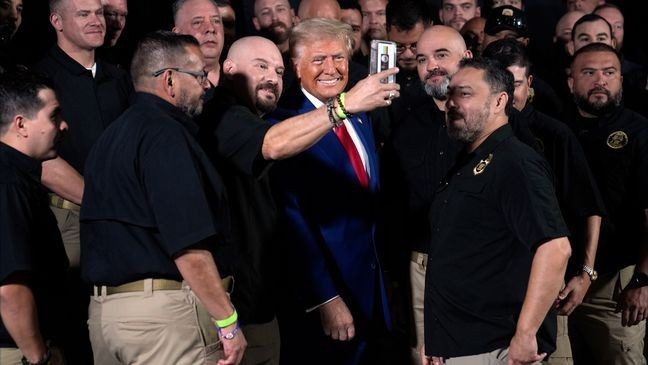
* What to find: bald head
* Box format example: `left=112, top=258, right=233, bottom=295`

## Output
left=554, top=10, right=586, bottom=44
left=416, top=25, right=472, bottom=103
left=298, top=0, right=341, bottom=20
left=223, top=36, right=284, bottom=116
left=226, top=36, right=282, bottom=64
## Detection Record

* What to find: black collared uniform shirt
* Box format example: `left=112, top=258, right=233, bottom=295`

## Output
left=568, top=106, right=648, bottom=275
left=80, top=93, right=230, bottom=286
left=424, top=124, right=568, bottom=358
left=34, top=46, right=133, bottom=173
left=0, top=143, right=68, bottom=347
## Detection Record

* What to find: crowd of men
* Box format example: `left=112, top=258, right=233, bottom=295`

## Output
left=1, top=0, right=647, bottom=364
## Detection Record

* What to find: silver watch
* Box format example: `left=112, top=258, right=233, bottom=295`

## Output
left=581, top=264, right=598, bottom=281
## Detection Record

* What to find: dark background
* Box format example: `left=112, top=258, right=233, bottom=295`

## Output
left=8, top=0, right=647, bottom=75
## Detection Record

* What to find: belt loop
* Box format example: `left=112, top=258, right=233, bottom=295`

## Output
left=143, top=278, right=153, bottom=297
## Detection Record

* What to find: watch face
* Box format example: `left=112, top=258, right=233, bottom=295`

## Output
left=635, top=273, right=648, bottom=286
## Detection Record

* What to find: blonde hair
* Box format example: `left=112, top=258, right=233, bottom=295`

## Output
left=289, top=18, right=353, bottom=60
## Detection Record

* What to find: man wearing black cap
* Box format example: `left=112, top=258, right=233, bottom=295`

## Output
left=482, top=5, right=529, bottom=52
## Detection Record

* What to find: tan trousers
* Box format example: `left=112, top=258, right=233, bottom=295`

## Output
left=88, top=279, right=224, bottom=365
left=569, top=265, right=647, bottom=365
left=50, top=205, right=80, bottom=268
left=546, top=315, right=573, bottom=365
left=445, top=348, right=509, bottom=365
left=240, top=318, right=280, bottom=365
left=0, top=346, right=64, bottom=365
left=410, top=251, right=427, bottom=365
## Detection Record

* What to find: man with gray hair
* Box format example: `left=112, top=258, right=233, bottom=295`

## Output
left=270, top=18, right=399, bottom=365
left=81, top=31, right=246, bottom=365
left=173, top=0, right=224, bottom=86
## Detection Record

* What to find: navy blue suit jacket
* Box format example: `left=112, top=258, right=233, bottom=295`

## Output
left=270, top=92, right=391, bottom=330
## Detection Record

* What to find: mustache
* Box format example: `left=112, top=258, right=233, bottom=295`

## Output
left=425, top=69, right=448, bottom=81
left=447, top=108, right=463, bottom=121
left=257, top=82, right=279, bottom=97
left=270, top=21, right=288, bottom=29
left=588, top=87, right=610, bottom=97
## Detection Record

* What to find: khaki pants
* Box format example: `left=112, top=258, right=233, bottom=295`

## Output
left=569, top=265, right=646, bottom=365
left=88, top=279, right=224, bottom=364
left=0, top=346, right=65, bottom=365
left=50, top=205, right=80, bottom=268
left=240, top=318, right=280, bottom=365
left=445, top=348, right=509, bottom=365
left=410, top=251, right=427, bottom=365
left=546, top=315, right=573, bottom=365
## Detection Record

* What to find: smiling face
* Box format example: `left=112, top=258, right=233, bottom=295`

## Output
left=173, top=0, right=224, bottom=65
left=102, top=0, right=126, bottom=47
left=225, top=37, right=284, bottom=116
left=569, top=50, right=623, bottom=117
left=294, top=37, right=348, bottom=102
left=51, top=0, right=106, bottom=52
left=416, top=26, right=470, bottom=100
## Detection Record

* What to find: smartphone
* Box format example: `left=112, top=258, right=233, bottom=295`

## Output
left=369, top=40, right=396, bottom=84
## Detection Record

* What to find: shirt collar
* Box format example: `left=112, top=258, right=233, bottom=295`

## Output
left=301, top=87, right=325, bottom=108
left=0, top=142, right=42, bottom=184
left=469, top=123, right=514, bottom=160
left=134, top=92, right=200, bottom=136
left=49, top=45, right=97, bottom=77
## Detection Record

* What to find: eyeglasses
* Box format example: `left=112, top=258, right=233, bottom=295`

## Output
left=396, top=43, right=417, bottom=54
left=152, top=67, right=208, bottom=86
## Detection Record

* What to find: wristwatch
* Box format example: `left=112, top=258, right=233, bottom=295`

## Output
left=629, top=272, right=648, bottom=288
left=581, top=264, right=598, bottom=281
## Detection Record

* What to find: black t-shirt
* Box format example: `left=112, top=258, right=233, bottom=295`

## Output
left=567, top=107, right=648, bottom=275
left=33, top=46, right=133, bottom=173
left=198, top=90, right=279, bottom=325
left=523, top=104, right=606, bottom=268
left=80, top=93, right=230, bottom=286
left=0, top=143, right=68, bottom=347
left=424, top=124, right=568, bottom=358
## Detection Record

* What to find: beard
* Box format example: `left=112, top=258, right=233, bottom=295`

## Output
left=259, top=22, right=290, bottom=45
left=254, top=81, right=280, bottom=115
left=573, top=87, right=622, bottom=117
left=446, top=104, right=490, bottom=143
left=422, top=70, right=450, bottom=100
left=177, top=89, right=204, bottom=117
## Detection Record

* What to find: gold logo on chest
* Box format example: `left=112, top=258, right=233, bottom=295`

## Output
left=473, top=153, right=493, bottom=175
left=606, top=131, right=628, bottom=149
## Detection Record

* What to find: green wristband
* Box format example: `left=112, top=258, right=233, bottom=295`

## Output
left=213, top=308, right=238, bottom=328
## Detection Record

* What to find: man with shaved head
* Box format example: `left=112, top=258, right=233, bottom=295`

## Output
left=197, top=34, right=400, bottom=365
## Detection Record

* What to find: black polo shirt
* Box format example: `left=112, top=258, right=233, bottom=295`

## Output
left=384, top=101, right=459, bottom=254
left=0, top=143, right=68, bottom=347
left=198, top=89, right=278, bottom=325
left=568, top=106, right=648, bottom=275
left=33, top=46, right=133, bottom=173
left=80, top=93, right=230, bottom=286
left=424, top=124, right=568, bottom=358
left=523, top=104, right=606, bottom=268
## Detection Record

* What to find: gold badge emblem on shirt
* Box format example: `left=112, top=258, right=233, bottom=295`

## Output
left=606, top=131, right=628, bottom=149
left=473, top=153, right=493, bottom=175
